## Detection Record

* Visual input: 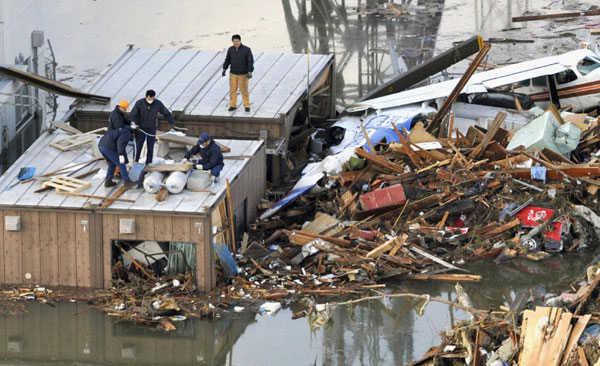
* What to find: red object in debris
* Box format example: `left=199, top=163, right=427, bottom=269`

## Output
left=514, top=206, right=564, bottom=242
left=360, top=184, right=407, bottom=211
left=360, top=230, right=375, bottom=241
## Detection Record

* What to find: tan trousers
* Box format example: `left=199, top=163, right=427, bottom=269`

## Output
left=229, top=73, right=250, bottom=108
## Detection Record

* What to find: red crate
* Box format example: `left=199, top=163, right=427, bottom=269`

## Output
left=360, top=184, right=407, bottom=211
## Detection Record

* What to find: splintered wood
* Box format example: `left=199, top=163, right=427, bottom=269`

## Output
left=518, top=306, right=592, bottom=366
left=42, top=176, right=91, bottom=193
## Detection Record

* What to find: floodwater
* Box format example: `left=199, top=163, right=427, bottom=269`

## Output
left=10, top=0, right=586, bottom=365
left=0, top=254, right=595, bottom=366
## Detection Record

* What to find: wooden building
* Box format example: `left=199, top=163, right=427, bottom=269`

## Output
left=67, top=46, right=335, bottom=179
left=0, top=129, right=265, bottom=291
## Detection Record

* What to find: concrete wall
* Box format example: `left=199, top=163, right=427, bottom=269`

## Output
left=0, top=0, right=46, bottom=172
left=0, top=0, right=45, bottom=66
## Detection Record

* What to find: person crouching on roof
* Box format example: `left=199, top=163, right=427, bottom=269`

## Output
left=182, top=133, right=224, bottom=183
left=99, top=126, right=137, bottom=188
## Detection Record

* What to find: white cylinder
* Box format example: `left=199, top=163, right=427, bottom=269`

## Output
left=165, top=171, right=188, bottom=194
left=143, top=171, right=165, bottom=194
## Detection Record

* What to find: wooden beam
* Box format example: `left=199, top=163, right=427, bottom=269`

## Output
left=360, top=124, right=376, bottom=154
left=468, top=112, right=506, bottom=160
left=354, top=147, right=404, bottom=173
left=145, top=163, right=193, bottom=172
left=427, top=43, right=492, bottom=133
left=57, top=191, right=135, bottom=202
left=226, top=179, right=237, bottom=256
left=100, top=185, right=128, bottom=208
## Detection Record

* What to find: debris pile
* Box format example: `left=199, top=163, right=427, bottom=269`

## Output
left=232, top=105, right=600, bottom=302
left=411, top=262, right=600, bottom=365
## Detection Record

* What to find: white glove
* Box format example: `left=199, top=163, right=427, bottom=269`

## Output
left=130, top=122, right=138, bottom=130
left=181, top=158, right=188, bottom=163
left=119, top=155, right=125, bottom=164
left=194, top=165, right=203, bottom=170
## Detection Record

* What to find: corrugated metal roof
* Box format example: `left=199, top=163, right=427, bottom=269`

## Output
left=0, top=130, right=263, bottom=214
left=76, top=46, right=333, bottom=120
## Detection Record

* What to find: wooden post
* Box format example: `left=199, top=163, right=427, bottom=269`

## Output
left=226, top=179, right=237, bottom=256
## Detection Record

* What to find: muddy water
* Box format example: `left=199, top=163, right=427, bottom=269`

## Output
left=27, top=1, right=592, bottom=365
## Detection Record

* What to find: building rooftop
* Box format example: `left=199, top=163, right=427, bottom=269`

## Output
left=74, top=46, right=334, bottom=121
left=0, top=129, right=263, bottom=214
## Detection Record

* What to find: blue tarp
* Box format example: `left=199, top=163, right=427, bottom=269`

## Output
left=213, top=242, right=238, bottom=276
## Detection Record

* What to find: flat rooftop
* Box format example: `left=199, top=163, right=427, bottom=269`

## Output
left=0, top=130, right=263, bottom=214
left=74, top=46, right=334, bottom=121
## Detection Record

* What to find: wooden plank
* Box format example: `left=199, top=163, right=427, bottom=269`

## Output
left=21, top=210, right=40, bottom=284
left=39, top=210, right=58, bottom=286
left=75, top=212, right=92, bottom=287
left=154, top=215, right=174, bottom=242
left=519, top=307, right=552, bottom=365
left=90, top=211, right=104, bottom=288
left=226, top=178, right=236, bottom=255
left=0, top=209, right=4, bottom=284
left=577, top=347, right=590, bottom=366
left=468, top=112, right=506, bottom=159
left=102, top=214, right=119, bottom=288
left=172, top=216, right=192, bottom=243
left=353, top=147, right=404, bottom=173
left=58, top=212, right=77, bottom=287
left=196, top=216, right=212, bottom=291
left=539, top=310, right=572, bottom=366
left=505, top=167, right=600, bottom=180
left=144, top=162, right=193, bottom=172
left=4, top=209, right=22, bottom=284
left=135, top=215, right=154, bottom=241
left=562, top=314, right=591, bottom=365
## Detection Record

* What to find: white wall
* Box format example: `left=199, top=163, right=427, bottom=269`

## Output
left=0, top=0, right=45, bottom=67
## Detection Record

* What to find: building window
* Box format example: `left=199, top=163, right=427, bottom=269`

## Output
left=14, top=84, right=31, bottom=131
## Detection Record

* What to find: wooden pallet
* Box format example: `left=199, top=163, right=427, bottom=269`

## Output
left=42, top=176, right=91, bottom=193
left=49, top=127, right=107, bottom=151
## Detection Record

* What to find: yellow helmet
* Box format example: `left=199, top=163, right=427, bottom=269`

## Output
left=118, top=100, right=130, bottom=110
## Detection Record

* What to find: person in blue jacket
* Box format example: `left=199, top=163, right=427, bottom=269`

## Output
left=108, top=100, right=131, bottom=131
left=130, top=89, right=175, bottom=165
left=98, top=127, right=136, bottom=188
left=182, top=133, right=224, bottom=183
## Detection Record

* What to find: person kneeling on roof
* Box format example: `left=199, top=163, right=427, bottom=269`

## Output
left=99, top=126, right=137, bottom=188
left=182, top=133, right=224, bottom=183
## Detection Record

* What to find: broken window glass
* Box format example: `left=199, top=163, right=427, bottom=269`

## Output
left=577, top=57, right=600, bottom=76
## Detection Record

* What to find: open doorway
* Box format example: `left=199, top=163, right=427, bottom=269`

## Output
left=111, top=240, right=196, bottom=284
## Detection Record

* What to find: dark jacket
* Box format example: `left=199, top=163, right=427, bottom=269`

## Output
left=99, top=128, right=133, bottom=156
left=184, top=140, right=224, bottom=170
left=129, top=98, right=175, bottom=131
left=108, top=105, right=131, bottom=131
left=223, top=44, right=254, bottom=75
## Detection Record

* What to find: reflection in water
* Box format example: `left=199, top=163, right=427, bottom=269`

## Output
left=1, top=253, right=592, bottom=366
left=281, top=0, right=444, bottom=104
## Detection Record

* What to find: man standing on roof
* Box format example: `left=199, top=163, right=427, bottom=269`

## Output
left=108, top=100, right=131, bottom=131
left=222, top=34, right=254, bottom=113
left=98, top=127, right=137, bottom=188
left=182, top=133, right=224, bottom=183
left=130, top=89, right=175, bottom=165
